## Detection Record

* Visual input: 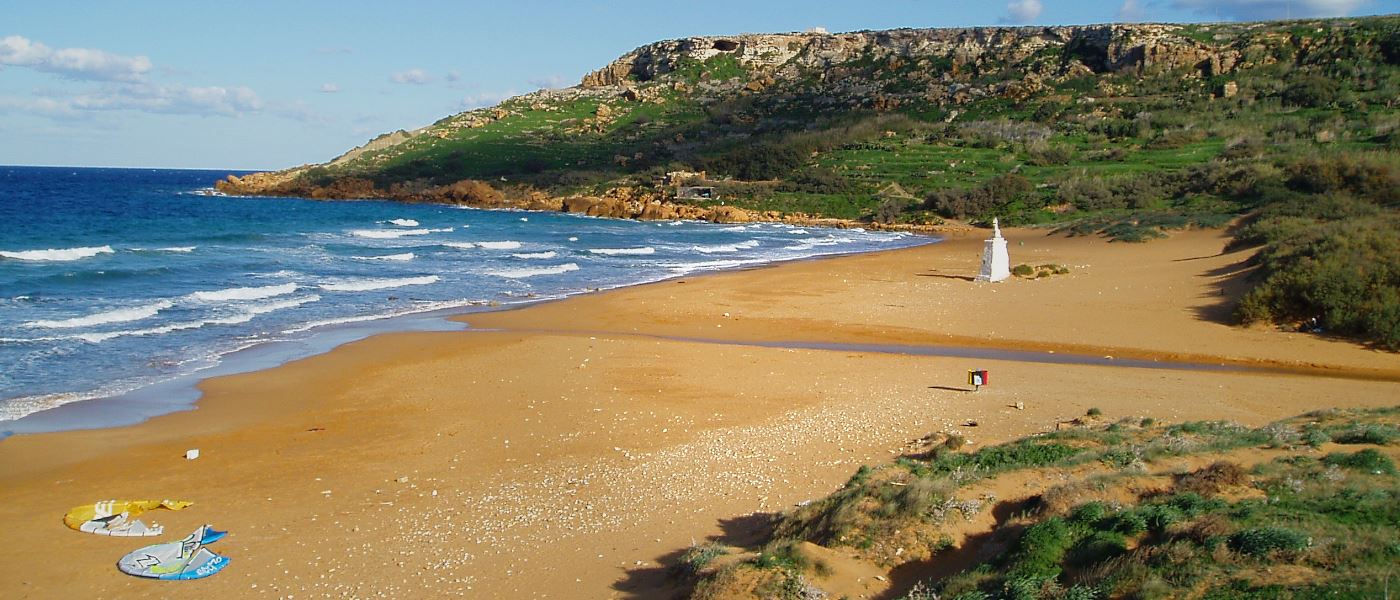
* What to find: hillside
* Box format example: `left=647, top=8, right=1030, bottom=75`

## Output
left=672, top=406, right=1400, bottom=600
left=218, top=16, right=1400, bottom=348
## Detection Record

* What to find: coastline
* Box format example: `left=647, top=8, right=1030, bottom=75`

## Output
left=1, top=227, right=1396, bottom=599
left=2, top=212, right=935, bottom=436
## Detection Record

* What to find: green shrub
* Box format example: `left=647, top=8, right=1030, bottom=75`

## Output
left=1070, top=502, right=1110, bottom=524
left=1228, top=527, right=1310, bottom=557
left=1332, top=423, right=1400, bottom=445
left=1104, top=511, right=1149, bottom=536
left=675, top=543, right=727, bottom=578
left=1007, top=518, right=1075, bottom=579
left=1322, top=449, right=1398, bottom=474
left=1302, top=427, right=1332, bottom=448
left=1070, top=531, right=1128, bottom=566
left=1012, top=264, right=1035, bottom=277
left=1281, top=74, right=1340, bottom=108
left=1235, top=215, right=1400, bottom=350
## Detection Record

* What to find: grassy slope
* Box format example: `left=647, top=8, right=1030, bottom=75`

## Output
left=286, top=16, right=1400, bottom=347
left=307, top=17, right=1397, bottom=225
left=679, top=407, right=1400, bottom=600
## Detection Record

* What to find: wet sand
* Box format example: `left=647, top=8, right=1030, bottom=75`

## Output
left=1, top=228, right=1395, bottom=599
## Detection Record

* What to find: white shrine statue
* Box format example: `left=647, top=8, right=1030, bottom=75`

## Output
left=976, top=218, right=1011, bottom=282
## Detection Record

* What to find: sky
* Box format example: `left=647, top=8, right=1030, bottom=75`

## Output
left=2, top=0, right=1395, bottom=169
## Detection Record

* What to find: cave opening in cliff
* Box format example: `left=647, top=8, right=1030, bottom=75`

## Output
left=712, top=39, right=740, bottom=51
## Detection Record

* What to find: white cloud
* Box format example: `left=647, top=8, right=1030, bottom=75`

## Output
left=270, top=100, right=333, bottom=125
left=0, top=35, right=151, bottom=82
left=459, top=91, right=516, bottom=110
left=0, top=83, right=263, bottom=119
left=80, top=84, right=263, bottom=115
left=445, top=70, right=462, bottom=83
left=390, top=68, right=433, bottom=85
left=1118, top=0, right=1147, bottom=21
left=528, top=74, right=567, bottom=90
left=320, top=83, right=340, bottom=93
left=1002, top=0, right=1044, bottom=23
left=1171, top=0, right=1371, bottom=20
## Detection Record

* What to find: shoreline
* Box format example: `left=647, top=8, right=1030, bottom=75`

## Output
left=1, top=227, right=1396, bottom=598
left=2, top=226, right=938, bottom=437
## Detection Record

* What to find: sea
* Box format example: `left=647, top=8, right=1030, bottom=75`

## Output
left=0, top=166, right=930, bottom=433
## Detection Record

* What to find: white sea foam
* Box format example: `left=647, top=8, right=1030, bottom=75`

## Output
left=568, top=237, right=579, bottom=242
left=668, top=258, right=768, bottom=275
left=353, top=252, right=415, bottom=262
left=158, top=246, right=196, bottom=253
left=241, top=294, right=321, bottom=315
left=387, top=218, right=419, bottom=227
left=443, top=242, right=477, bottom=249
left=188, top=283, right=298, bottom=302
left=588, top=247, right=655, bottom=256
left=280, top=298, right=480, bottom=334
left=784, top=236, right=854, bottom=251
left=693, top=240, right=760, bottom=254
left=252, top=270, right=302, bottom=279
left=476, top=241, right=522, bottom=250
left=350, top=227, right=451, bottom=239
left=49, top=296, right=322, bottom=344
left=512, top=251, right=558, bottom=259
left=488, top=263, right=580, bottom=278
left=319, top=275, right=440, bottom=292
left=0, top=245, right=114, bottom=261
left=789, top=229, right=809, bottom=235
left=25, top=300, right=174, bottom=329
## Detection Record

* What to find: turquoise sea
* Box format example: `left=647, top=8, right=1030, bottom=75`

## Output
left=0, top=166, right=929, bottom=432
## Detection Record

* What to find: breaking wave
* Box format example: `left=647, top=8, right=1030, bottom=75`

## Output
left=353, top=252, right=415, bottom=262
left=25, top=300, right=174, bottom=329
left=0, top=245, right=115, bottom=262
left=319, top=275, right=440, bottom=292
left=475, top=241, right=523, bottom=250
left=588, top=247, right=655, bottom=256
left=350, top=227, right=451, bottom=239
left=487, top=263, right=581, bottom=279
left=512, top=251, right=558, bottom=259
left=693, top=240, right=760, bottom=254
left=188, top=283, right=298, bottom=302
left=20, top=295, right=323, bottom=344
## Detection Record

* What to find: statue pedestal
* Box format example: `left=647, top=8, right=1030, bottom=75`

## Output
left=976, top=219, right=1010, bottom=282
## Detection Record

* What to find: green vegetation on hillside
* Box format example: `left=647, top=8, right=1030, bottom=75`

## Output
left=680, top=407, right=1400, bottom=600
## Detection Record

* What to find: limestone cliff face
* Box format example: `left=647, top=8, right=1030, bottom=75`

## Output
left=328, top=129, right=420, bottom=166
left=581, top=24, right=1241, bottom=89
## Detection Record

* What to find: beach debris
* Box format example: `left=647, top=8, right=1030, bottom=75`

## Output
left=118, top=525, right=230, bottom=580
left=184, top=448, right=200, bottom=460
left=64, top=499, right=193, bottom=537
left=968, top=369, right=989, bottom=391
left=1015, top=401, right=1025, bottom=410
left=963, top=420, right=979, bottom=427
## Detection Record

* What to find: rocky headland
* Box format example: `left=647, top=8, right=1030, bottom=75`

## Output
left=216, top=17, right=1394, bottom=230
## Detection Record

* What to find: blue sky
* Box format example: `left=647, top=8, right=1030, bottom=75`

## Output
left=2, top=0, right=1395, bottom=169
